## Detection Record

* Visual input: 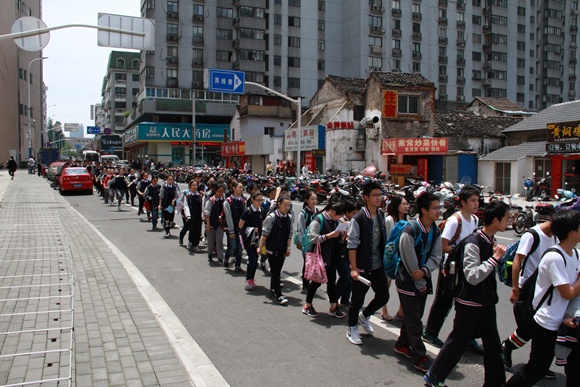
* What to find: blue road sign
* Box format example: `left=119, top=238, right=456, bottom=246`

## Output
left=209, top=69, right=245, bottom=94
left=87, top=126, right=101, bottom=135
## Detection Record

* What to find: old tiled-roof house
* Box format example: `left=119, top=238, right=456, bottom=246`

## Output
left=465, top=97, right=533, bottom=118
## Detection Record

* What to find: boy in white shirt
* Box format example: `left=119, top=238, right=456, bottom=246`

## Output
left=504, top=209, right=580, bottom=386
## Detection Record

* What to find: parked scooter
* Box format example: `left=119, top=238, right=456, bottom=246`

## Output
left=535, top=172, right=552, bottom=201
left=523, top=176, right=534, bottom=201
left=513, top=199, right=555, bottom=235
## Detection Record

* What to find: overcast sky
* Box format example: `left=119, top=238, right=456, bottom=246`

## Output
left=43, top=0, right=140, bottom=137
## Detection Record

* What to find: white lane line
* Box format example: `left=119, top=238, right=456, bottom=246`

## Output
left=495, top=236, right=517, bottom=241
left=66, top=197, right=230, bottom=387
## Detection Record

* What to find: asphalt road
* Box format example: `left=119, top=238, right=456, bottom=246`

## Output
left=61, top=186, right=565, bottom=387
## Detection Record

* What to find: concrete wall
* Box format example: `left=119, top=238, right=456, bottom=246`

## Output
left=478, top=157, right=534, bottom=194
left=504, top=131, right=546, bottom=146
left=478, top=162, right=495, bottom=191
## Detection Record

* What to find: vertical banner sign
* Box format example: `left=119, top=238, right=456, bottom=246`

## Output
left=90, top=105, right=94, bottom=120
left=382, top=91, right=398, bottom=118
left=304, top=152, right=315, bottom=171
left=418, top=159, right=428, bottom=181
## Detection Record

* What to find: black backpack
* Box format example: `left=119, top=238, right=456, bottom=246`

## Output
left=513, top=247, right=573, bottom=328
left=441, top=231, right=478, bottom=296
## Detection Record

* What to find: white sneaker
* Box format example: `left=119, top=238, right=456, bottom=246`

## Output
left=358, top=312, right=374, bottom=335
left=346, top=326, right=362, bottom=345
left=187, top=242, right=192, bottom=249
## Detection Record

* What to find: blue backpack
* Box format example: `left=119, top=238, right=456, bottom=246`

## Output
left=498, top=229, right=540, bottom=287
left=384, top=220, right=423, bottom=279
left=301, top=214, right=324, bottom=255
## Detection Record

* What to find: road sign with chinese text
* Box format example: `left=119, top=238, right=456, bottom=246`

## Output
left=208, top=69, right=245, bottom=94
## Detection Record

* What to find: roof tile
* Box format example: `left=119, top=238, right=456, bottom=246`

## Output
left=434, top=110, right=523, bottom=138
left=326, top=75, right=367, bottom=95
left=479, top=141, right=547, bottom=162
left=372, top=71, right=433, bottom=87
left=472, top=97, right=527, bottom=113
left=502, top=100, right=580, bottom=133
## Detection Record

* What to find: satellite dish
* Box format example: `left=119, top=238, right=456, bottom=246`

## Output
left=11, top=16, right=50, bottom=52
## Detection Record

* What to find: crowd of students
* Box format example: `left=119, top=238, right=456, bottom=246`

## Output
left=87, top=164, right=580, bottom=387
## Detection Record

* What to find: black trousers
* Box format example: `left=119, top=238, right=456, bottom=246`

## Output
left=162, top=210, right=175, bottom=232
left=267, top=251, right=286, bottom=298
left=188, top=218, right=202, bottom=247
left=306, top=257, right=337, bottom=304
left=565, top=348, right=580, bottom=387
left=138, top=195, right=145, bottom=214
left=129, top=185, right=137, bottom=205
left=429, top=302, right=505, bottom=387
left=347, top=267, right=389, bottom=327
left=397, top=293, right=428, bottom=363
left=504, top=322, right=557, bottom=387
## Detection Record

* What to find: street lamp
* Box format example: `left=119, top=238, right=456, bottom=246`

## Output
left=28, top=56, right=47, bottom=158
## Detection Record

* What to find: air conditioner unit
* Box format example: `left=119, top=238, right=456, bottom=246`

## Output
left=167, top=57, right=178, bottom=65
left=371, top=5, right=380, bottom=12
left=371, top=45, right=382, bottom=54
left=167, top=79, right=178, bottom=88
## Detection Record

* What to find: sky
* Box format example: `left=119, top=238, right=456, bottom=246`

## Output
left=43, top=0, right=140, bottom=137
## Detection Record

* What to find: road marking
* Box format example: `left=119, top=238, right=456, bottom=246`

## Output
left=65, top=198, right=230, bottom=387
left=495, top=236, right=517, bottom=242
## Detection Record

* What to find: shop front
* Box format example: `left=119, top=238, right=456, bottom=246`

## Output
left=284, top=125, right=326, bottom=172
left=381, top=138, right=449, bottom=185
left=220, top=141, right=246, bottom=169
left=123, top=122, right=229, bottom=166
left=547, top=120, right=580, bottom=196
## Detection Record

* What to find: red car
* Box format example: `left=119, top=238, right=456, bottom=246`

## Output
left=58, top=167, right=93, bottom=195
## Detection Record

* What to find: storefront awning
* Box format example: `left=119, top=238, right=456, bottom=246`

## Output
left=381, top=138, right=448, bottom=156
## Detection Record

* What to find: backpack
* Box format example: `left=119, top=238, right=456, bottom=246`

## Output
left=441, top=231, right=478, bottom=296
left=513, top=247, right=572, bottom=329
left=301, top=214, right=324, bottom=255
left=498, top=229, right=540, bottom=287
left=438, top=213, right=478, bottom=246
left=294, top=208, right=317, bottom=246
left=383, top=220, right=422, bottom=280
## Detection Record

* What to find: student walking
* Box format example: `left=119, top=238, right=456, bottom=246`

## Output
left=296, top=190, right=319, bottom=292
left=144, top=176, right=161, bottom=230
left=136, top=173, right=150, bottom=217
left=239, top=192, right=264, bottom=290
left=160, top=175, right=180, bottom=238
left=223, top=181, right=246, bottom=272
left=181, top=180, right=203, bottom=251
left=205, top=184, right=226, bottom=264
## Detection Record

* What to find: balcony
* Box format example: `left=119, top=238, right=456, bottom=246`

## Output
left=167, top=11, right=179, bottom=21
left=483, top=79, right=492, bottom=87
left=439, top=55, right=448, bottom=63
left=483, top=24, right=492, bottom=33
left=412, top=12, right=422, bottom=21
left=570, top=90, right=577, bottom=98
left=457, top=77, right=466, bottom=84
left=412, top=32, right=422, bottom=41
left=370, top=5, right=385, bottom=14
left=114, top=93, right=126, bottom=99
left=457, top=39, right=465, bottom=47
left=114, top=79, right=126, bottom=85
left=192, top=36, right=203, bottom=45
left=233, top=38, right=240, bottom=48
left=457, top=1, right=465, bottom=10
left=572, top=42, right=578, bottom=49
left=392, top=9, right=402, bottom=18
left=439, top=17, right=448, bottom=26
left=483, top=42, right=492, bottom=51
left=439, top=94, right=448, bottom=100
left=439, top=37, right=448, bottom=44
left=233, top=17, right=240, bottom=28
left=391, top=48, right=402, bottom=57
left=483, top=6, right=492, bottom=16
left=457, top=21, right=465, bottom=29
left=193, top=14, right=204, bottom=22
left=392, top=28, right=402, bottom=37
left=192, top=58, right=203, bottom=67
left=232, top=60, right=240, bottom=70
left=573, top=9, right=579, bottom=16
left=571, top=74, right=577, bottom=81
left=166, top=79, right=178, bottom=88
left=472, top=74, right=482, bottom=80
left=439, top=74, right=448, bottom=82
left=457, top=57, right=466, bottom=66
left=413, top=51, right=422, bottom=60
left=167, top=34, right=178, bottom=42
left=371, top=45, right=383, bottom=55
left=571, top=58, right=578, bottom=65
left=166, top=56, right=178, bottom=65
left=483, top=61, right=492, bottom=69
left=572, top=26, right=579, bottom=33
left=371, top=25, right=385, bottom=35
left=192, top=81, right=203, bottom=89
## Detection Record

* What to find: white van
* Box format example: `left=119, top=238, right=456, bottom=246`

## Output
left=101, top=155, right=120, bottom=165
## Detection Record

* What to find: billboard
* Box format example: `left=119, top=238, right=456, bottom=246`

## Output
left=63, top=123, right=79, bottom=132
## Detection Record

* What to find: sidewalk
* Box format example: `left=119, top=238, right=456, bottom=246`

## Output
left=0, top=171, right=219, bottom=387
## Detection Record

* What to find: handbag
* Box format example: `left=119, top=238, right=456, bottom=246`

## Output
left=144, top=201, right=151, bottom=211
left=304, top=241, right=328, bottom=284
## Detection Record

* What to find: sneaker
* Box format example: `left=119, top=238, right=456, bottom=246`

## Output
left=179, top=239, right=184, bottom=245
left=394, top=345, right=414, bottom=359
left=234, top=266, right=245, bottom=273
left=544, top=370, right=555, bottom=379
left=502, top=343, right=513, bottom=369
left=424, top=372, right=448, bottom=387
left=222, top=259, right=229, bottom=268
left=467, top=339, right=484, bottom=355
left=414, top=356, right=434, bottom=373
left=280, top=282, right=284, bottom=288
left=300, top=287, right=308, bottom=294
left=193, top=246, right=201, bottom=253
left=346, top=326, right=362, bottom=345
left=165, top=232, right=171, bottom=238
left=208, top=255, right=212, bottom=262
left=358, top=312, right=374, bottom=335
left=302, top=305, right=319, bottom=317
left=270, top=288, right=276, bottom=295
left=329, top=307, right=345, bottom=319
left=245, top=280, right=253, bottom=291
left=186, top=242, right=192, bottom=248
left=422, top=332, right=445, bottom=348
left=251, top=280, right=258, bottom=290
left=277, top=296, right=288, bottom=305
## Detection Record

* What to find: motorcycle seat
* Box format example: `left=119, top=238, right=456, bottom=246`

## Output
left=525, top=206, right=534, bottom=209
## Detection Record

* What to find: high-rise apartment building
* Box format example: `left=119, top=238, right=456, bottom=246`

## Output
left=130, top=0, right=578, bottom=131
left=0, top=1, right=44, bottom=163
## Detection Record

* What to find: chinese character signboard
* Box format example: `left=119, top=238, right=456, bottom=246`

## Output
left=546, top=142, right=580, bottom=153
left=304, top=152, right=315, bottom=171
left=382, top=91, right=398, bottom=118
left=220, top=141, right=245, bottom=156
left=418, top=159, right=428, bottom=180
left=284, top=125, right=325, bottom=152
left=124, top=123, right=230, bottom=145
left=381, top=138, right=448, bottom=155
left=391, top=164, right=411, bottom=175
left=546, top=121, right=580, bottom=144
left=326, top=122, right=355, bottom=129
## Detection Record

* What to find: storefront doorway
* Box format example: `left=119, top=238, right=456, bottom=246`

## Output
left=495, top=162, right=511, bottom=193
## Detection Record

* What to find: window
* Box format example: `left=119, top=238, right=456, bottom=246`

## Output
left=115, top=73, right=126, bottom=80
left=517, top=24, right=526, bottom=34
left=143, top=0, right=155, bottom=9
left=517, top=93, right=525, bottom=102
left=115, top=87, right=126, bottom=95
left=457, top=87, right=464, bottom=96
left=369, top=16, right=382, bottom=26
left=132, top=74, right=139, bottom=81
left=167, top=46, right=178, bottom=57
left=193, top=49, right=203, bottom=59
left=274, top=0, right=281, bottom=3
left=132, top=88, right=139, bottom=96
left=116, top=58, right=125, bottom=67
left=457, top=30, right=465, bottom=40
left=473, top=33, right=481, bottom=43
left=485, top=34, right=507, bottom=44
left=486, top=15, right=508, bottom=26
left=530, top=33, right=535, bottom=40
left=216, top=29, right=231, bottom=39
left=517, top=76, right=525, bottom=85
left=288, top=36, right=300, bottom=47
left=439, top=8, right=447, bottom=19
left=439, top=65, right=447, bottom=75
left=167, top=23, right=178, bottom=35
left=246, top=72, right=265, bottom=83
left=193, top=26, right=204, bottom=37
left=172, top=147, right=183, bottom=161
left=530, top=66, right=534, bottom=75
left=288, top=57, right=300, bottom=67
left=115, top=102, right=127, bottom=109
left=473, top=70, right=482, bottom=79
left=167, top=69, right=178, bottom=79
left=485, top=51, right=508, bottom=62
left=145, top=66, right=154, bottom=78
left=238, top=50, right=264, bottom=61
left=216, top=51, right=232, bottom=61
left=392, top=59, right=401, bottom=70
left=18, top=68, right=23, bottom=79
left=274, top=55, right=281, bottom=66
left=238, top=6, right=265, bottom=18
left=472, top=88, right=481, bottom=97
left=274, top=76, right=282, bottom=87
left=192, top=71, right=202, bottom=82
left=288, top=78, right=300, bottom=88
left=411, top=43, right=420, bottom=52
left=369, top=57, right=382, bottom=68
left=369, top=36, right=382, bottom=46
left=458, top=49, right=465, bottom=59
left=544, top=43, right=562, bottom=54
left=473, top=0, right=481, bottom=5
left=318, top=20, right=325, bottom=31
left=473, top=15, right=481, bottom=25
left=288, top=16, right=300, bottom=27
left=398, top=96, right=419, bottom=114
left=193, top=4, right=203, bottom=17
left=543, top=60, right=561, bottom=70
left=318, top=1, right=325, bottom=11
left=238, top=28, right=265, bottom=40
left=413, top=23, right=420, bottom=33
left=486, top=70, right=507, bottom=79
left=413, top=62, right=421, bottom=72
left=217, top=8, right=233, bottom=18
left=529, top=84, right=534, bottom=91
left=530, top=49, right=535, bottom=58
left=264, top=127, right=274, bottom=135
left=517, top=41, right=525, bottom=50
left=544, top=9, right=563, bottom=19
left=544, top=26, right=562, bottom=36
left=318, top=60, right=325, bottom=70
left=274, top=14, right=281, bottom=25
left=393, top=40, right=401, bottom=49
left=393, top=19, right=401, bottom=30
left=484, top=88, right=507, bottom=98
left=473, top=52, right=481, bottom=61
left=413, top=4, right=420, bottom=13
left=115, top=116, right=125, bottom=124
left=517, top=7, right=526, bottom=16
left=439, top=46, right=447, bottom=56
left=274, top=35, right=282, bottom=45
left=318, top=40, right=325, bottom=50
left=392, top=0, right=401, bottom=10
left=289, top=0, right=300, bottom=6
left=457, top=13, right=464, bottom=22
left=531, top=16, right=535, bottom=24
left=457, top=68, right=464, bottom=77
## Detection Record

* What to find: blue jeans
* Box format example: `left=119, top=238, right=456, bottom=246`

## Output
left=224, top=232, right=243, bottom=267
left=245, top=245, right=259, bottom=280
left=336, top=258, right=351, bottom=304
left=151, top=208, right=159, bottom=228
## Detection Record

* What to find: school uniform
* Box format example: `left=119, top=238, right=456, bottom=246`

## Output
left=223, top=195, right=246, bottom=268
left=144, top=183, right=161, bottom=229
left=204, top=196, right=225, bottom=262
left=160, top=183, right=180, bottom=234
left=183, top=190, right=203, bottom=248
left=262, top=210, right=293, bottom=298
left=297, top=206, right=319, bottom=290
left=240, top=205, right=263, bottom=280
left=136, top=179, right=150, bottom=215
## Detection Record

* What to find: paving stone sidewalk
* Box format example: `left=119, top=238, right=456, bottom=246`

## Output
left=0, top=171, right=193, bottom=387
